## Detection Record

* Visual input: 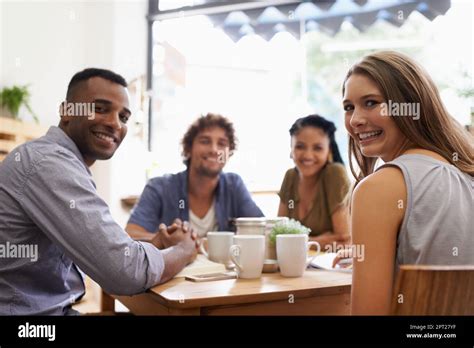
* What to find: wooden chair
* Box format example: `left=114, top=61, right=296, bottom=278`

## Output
left=391, top=265, right=474, bottom=315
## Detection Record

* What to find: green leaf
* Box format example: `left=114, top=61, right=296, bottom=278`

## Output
left=0, top=85, right=39, bottom=123
left=269, top=219, right=311, bottom=245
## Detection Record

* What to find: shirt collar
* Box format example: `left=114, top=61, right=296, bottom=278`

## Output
left=45, top=126, right=91, bottom=174
left=179, top=168, right=224, bottom=201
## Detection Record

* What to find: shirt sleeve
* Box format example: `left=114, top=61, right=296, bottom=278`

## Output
left=323, top=163, right=351, bottom=215
left=17, top=150, right=165, bottom=296
left=233, top=174, right=264, bottom=217
left=127, top=179, right=163, bottom=233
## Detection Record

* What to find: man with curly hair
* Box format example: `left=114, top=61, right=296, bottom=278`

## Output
left=126, top=113, right=264, bottom=240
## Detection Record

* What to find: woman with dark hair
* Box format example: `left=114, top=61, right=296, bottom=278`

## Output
left=277, top=114, right=351, bottom=250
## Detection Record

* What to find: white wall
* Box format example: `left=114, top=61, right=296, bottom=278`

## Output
left=1, top=1, right=87, bottom=125
left=0, top=0, right=149, bottom=226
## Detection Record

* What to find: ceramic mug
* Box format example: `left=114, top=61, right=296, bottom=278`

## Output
left=199, top=231, right=235, bottom=264
left=277, top=234, right=320, bottom=277
left=229, top=235, right=265, bottom=279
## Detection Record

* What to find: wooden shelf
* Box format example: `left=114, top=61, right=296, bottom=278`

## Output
left=0, top=116, right=47, bottom=162
left=121, top=195, right=139, bottom=209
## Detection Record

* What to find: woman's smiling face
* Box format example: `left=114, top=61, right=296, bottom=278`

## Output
left=291, top=126, right=330, bottom=178
left=343, top=73, right=408, bottom=162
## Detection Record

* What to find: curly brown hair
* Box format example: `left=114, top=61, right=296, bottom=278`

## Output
left=181, top=113, right=237, bottom=166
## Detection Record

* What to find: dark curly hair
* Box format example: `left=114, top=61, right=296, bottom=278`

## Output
left=181, top=113, right=237, bottom=167
left=289, top=114, right=344, bottom=165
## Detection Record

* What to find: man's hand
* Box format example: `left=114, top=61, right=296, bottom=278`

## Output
left=158, top=220, right=199, bottom=282
left=171, top=219, right=200, bottom=259
left=180, top=228, right=198, bottom=265
left=158, top=223, right=185, bottom=249
left=151, top=219, right=199, bottom=252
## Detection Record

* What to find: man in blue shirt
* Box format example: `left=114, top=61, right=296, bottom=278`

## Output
left=0, top=68, right=197, bottom=315
left=126, top=113, right=264, bottom=240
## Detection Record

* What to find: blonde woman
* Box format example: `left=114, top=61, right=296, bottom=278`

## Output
left=340, top=51, right=474, bottom=314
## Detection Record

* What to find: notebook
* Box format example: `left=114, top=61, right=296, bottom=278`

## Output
left=175, top=254, right=227, bottom=278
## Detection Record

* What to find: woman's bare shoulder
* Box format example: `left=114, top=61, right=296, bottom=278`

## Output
left=354, top=166, right=406, bottom=203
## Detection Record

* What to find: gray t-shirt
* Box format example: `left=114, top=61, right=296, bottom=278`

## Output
left=0, top=126, right=164, bottom=315
left=379, top=154, right=473, bottom=267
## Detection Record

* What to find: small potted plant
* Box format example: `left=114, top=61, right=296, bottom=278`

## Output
left=267, top=219, right=311, bottom=260
left=0, top=85, right=38, bottom=123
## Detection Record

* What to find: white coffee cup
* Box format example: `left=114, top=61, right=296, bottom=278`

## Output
left=229, top=235, right=265, bottom=279
left=276, top=234, right=320, bottom=277
left=199, top=232, right=235, bottom=265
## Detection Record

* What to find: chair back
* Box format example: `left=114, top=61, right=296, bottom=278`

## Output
left=391, top=265, right=474, bottom=315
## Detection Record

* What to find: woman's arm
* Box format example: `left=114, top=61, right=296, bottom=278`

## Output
left=310, top=204, right=350, bottom=250
left=350, top=167, right=406, bottom=315
left=277, top=201, right=289, bottom=217
left=279, top=198, right=350, bottom=250
left=310, top=163, right=351, bottom=250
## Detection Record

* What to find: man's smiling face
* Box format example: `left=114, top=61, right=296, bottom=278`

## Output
left=189, top=126, right=229, bottom=178
left=60, top=76, right=131, bottom=166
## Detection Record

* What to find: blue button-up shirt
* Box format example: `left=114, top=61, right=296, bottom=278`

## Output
left=128, top=170, right=264, bottom=233
left=0, top=126, right=164, bottom=315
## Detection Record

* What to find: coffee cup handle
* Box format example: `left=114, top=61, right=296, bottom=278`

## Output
left=306, top=241, right=321, bottom=267
left=199, top=238, right=208, bottom=257
left=229, top=245, right=243, bottom=273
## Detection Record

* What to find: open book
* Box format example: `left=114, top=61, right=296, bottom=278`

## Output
left=175, top=254, right=227, bottom=278
left=309, top=252, right=352, bottom=273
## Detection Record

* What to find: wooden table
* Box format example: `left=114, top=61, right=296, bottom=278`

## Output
left=111, top=269, right=352, bottom=316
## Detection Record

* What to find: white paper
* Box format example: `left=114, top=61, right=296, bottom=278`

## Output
left=309, top=253, right=352, bottom=273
